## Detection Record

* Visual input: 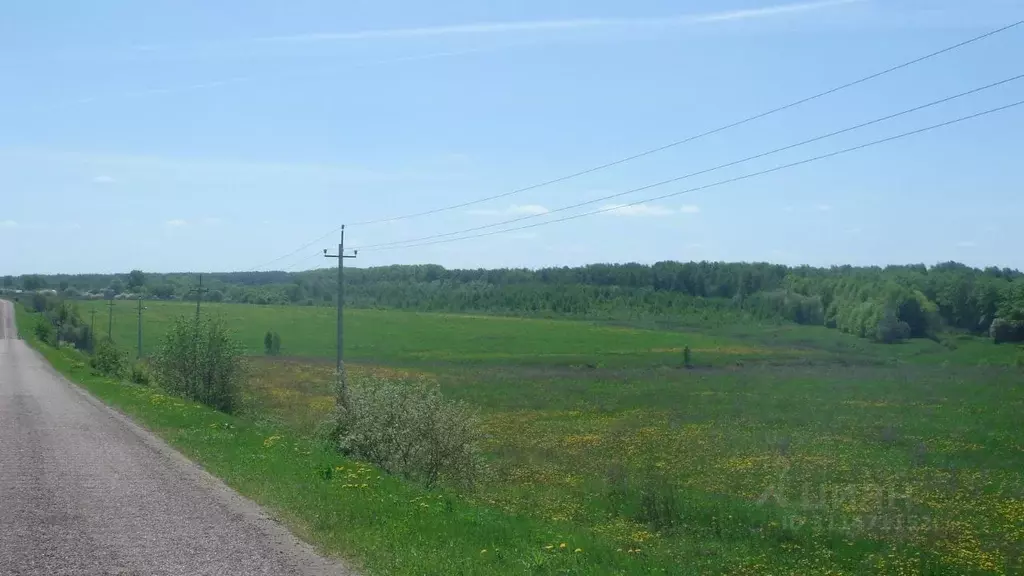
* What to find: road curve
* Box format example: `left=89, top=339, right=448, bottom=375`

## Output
left=0, top=299, right=354, bottom=576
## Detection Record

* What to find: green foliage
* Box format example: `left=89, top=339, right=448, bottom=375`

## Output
left=33, top=316, right=55, bottom=343
left=21, top=274, right=47, bottom=291
left=152, top=315, right=246, bottom=413
left=682, top=345, right=692, bottom=368
left=990, top=318, right=1024, bottom=344
left=129, top=361, right=152, bottom=385
left=90, top=339, right=128, bottom=379
left=874, top=310, right=911, bottom=344
left=127, top=269, right=146, bottom=291
left=333, top=375, right=484, bottom=489
left=59, top=323, right=94, bottom=352
left=263, top=330, right=282, bottom=355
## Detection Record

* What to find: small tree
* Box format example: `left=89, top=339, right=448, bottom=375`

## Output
left=153, top=315, right=246, bottom=413
left=127, top=269, right=146, bottom=291
left=264, top=330, right=282, bottom=355
left=682, top=346, right=692, bottom=369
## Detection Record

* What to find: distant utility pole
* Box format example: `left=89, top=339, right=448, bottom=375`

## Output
left=136, top=297, right=147, bottom=359
left=324, top=225, right=357, bottom=400
left=90, top=308, right=97, bottom=336
left=187, top=274, right=210, bottom=321
left=106, top=299, right=115, bottom=341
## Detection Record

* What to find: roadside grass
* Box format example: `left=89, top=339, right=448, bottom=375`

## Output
left=16, top=301, right=1024, bottom=574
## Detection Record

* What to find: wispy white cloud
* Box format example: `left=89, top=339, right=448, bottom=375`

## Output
left=0, top=220, right=18, bottom=229
left=846, top=227, right=862, bottom=234
left=783, top=206, right=795, bottom=213
left=468, top=204, right=550, bottom=217
left=601, top=203, right=675, bottom=217
left=92, top=175, right=115, bottom=184
left=679, top=204, right=701, bottom=214
left=956, top=240, right=977, bottom=248
left=508, top=204, right=550, bottom=216
left=816, top=204, right=833, bottom=212
left=165, top=219, right=188, bottom=228
left=258, top=0, right=861, bottom=43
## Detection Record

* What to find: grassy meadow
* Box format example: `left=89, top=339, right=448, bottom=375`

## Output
left=43, top=300, right=1024, bottom=573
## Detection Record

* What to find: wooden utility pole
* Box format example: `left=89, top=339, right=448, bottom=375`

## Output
left=136, top=297, right=147, bottom=359
left=323, top=225, right=357, bottom=403
left=187, top=274, right=210, bottom=321
left=106, top=299, right=115, bottom=341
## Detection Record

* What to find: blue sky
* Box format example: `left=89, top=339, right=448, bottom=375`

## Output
left=1, top=0, right=1022, bottom=275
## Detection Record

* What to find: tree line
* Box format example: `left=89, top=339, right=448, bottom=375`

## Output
left=5, top=260, right=1023, bottom=343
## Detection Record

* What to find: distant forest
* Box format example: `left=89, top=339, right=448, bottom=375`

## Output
left=5, top=261, right=1024, bottom=344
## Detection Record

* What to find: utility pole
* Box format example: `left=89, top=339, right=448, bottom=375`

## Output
left=106, top=299, right=115, bottom=341
left=90, top=308, right=96, bottom=335
left=324, top=225, right=357, bottom=403
left=187, top=274, right=210, bottom=321
left=136, top=297, right=147, bottom=359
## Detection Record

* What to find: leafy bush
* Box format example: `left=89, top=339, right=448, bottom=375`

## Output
left=331, top=374, right=484, bottom=488
left=59, top=323, right=94, bottom=352
left=875, top=310, right=911, bottom=344
left=129, top=362, right=152, bottom=385
left=33, top=316, right=55, bottom=344
left=990, top=318, right=1024, bottom=344
left=90, top=340, right=128, bottom=379
left=152, top=315, right=246, bottom=413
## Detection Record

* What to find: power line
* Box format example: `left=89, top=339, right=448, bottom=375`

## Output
left=357, top=99, right=1024, bottom=252
left=352, top=73, right=1024, bottom=251
left=284, top=251, right=327, bottom=272
left=344, top=19, right=1022, bottom=228
left=247, top=19, right=1022, bottom=270
left=249, top=228, right=342, bottom=272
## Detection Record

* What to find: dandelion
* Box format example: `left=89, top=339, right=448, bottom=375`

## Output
left=559, top=543, right=567, bottom=549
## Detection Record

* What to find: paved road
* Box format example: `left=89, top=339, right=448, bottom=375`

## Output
left=0, top=299, right=353, bottom=576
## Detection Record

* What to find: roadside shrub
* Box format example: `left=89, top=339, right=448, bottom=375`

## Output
left=682, top=346, right=692, bottom=368
left=91, top=339, right=128, bottom=379
left=129, top=362, right=152, bottom=385
left=153, top=315, right=246, bottom=413
left=59, top=323, right=94, bottom=352
left=332, top=374, right=484, bottom=488
left=33, top=316, right=55, bottom=344
left=272, top=331, right=281, bottom=354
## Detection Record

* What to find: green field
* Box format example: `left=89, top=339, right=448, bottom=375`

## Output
left=39, top=300, right=1024, bottom=574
